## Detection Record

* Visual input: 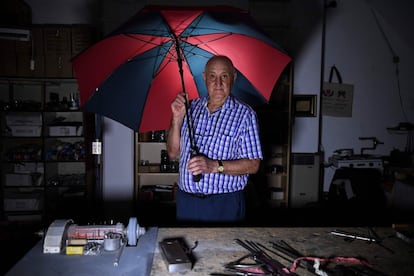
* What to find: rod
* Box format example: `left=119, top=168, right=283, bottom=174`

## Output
left=162, top=14, right=201, bottom=178
left=318, top=0, right=337, bottom=200
left=330, top=230, right=377, bottom=242
left=113, top=239, right=126, bottom=267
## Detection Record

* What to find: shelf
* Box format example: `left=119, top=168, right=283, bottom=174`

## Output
left=138, top=172, right=179, bottom=176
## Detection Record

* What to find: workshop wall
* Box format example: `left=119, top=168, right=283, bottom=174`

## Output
left=319, top=0, right=414, bottom=190
left=286, top=0, right=414, bottom=191
left=21, top=0, right=414, bottom=201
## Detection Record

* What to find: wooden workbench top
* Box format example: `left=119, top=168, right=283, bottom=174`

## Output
left=151, top=227, right=414, bottom=275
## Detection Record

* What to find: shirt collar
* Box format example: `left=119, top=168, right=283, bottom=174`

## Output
left=203, top=95, right=235, bottom=112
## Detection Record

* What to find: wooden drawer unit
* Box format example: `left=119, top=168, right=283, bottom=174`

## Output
left=43, top=27, right=72, bottom=54
left=44, top=53, right=73, bottom=78
left=71, top=26, right=97, bottom=56
left=0, top=40, right=17, bottom=76
left=43, top=26, right=72, bottom=78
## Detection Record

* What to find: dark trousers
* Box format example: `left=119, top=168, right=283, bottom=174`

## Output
left=176, top=189, right=245, bottom=223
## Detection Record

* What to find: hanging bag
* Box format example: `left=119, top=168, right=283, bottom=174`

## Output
left=322, top=65, right=354, bottom=117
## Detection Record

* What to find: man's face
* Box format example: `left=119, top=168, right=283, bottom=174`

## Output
left=203, top=57, right=236, bottom=104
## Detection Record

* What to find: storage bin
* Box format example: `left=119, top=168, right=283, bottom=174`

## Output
left=6, top=113, right=42, bottom=125
left=49, top=125, right=81, bottom=136
left=5, top=173, right=33, bottom=186
left=9, top=125, right=42, bottom=136
left=4, top=195, right=42, bottom=211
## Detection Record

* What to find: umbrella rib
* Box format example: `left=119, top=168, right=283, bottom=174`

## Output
left=123, top=33, right=170, bottom=49
left=183, top=33, right=233, bottom=55
left=120, top=33, right=180, bottom=79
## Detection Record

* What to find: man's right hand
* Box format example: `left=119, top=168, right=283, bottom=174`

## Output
left=167, top=93, right=187, bottom=159
left=170, top=92, right=187, bottom=121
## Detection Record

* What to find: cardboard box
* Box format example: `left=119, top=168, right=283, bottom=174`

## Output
left=6, top=113, right=42, bottom=125
left=9, top=125, right=42, bottom=137
left=48, top=125, right=82, bottom=136
left=5, top=173, right=33, bottom=186
left=4, top=195, right=42, bottom=211
left=4, top=198, right=41, bottom=211
left=6, top=214, right=42, bottom=222
left=14, top=162, right=44, bottom=173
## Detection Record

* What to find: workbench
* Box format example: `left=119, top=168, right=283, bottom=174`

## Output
left=152, top=227, right=414, bottom=275
left=6, top=226, right=414, bottom=275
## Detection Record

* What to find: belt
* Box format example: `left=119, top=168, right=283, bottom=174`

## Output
left=181, top=190, right=214, bottom=199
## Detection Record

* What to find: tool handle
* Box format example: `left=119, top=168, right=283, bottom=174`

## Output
left=114, top=240, right=126, bottom=267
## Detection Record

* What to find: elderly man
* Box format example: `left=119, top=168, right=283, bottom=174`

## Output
left=167, top=55, right=262, bottom=223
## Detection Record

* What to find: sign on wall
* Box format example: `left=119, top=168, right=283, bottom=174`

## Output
left=322, top=65, right=354, bottom=117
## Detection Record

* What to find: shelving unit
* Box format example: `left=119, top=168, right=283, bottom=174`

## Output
left=252, top=65, right=292, bottom=208
left=0, top=24, right=97, bottom=225
left=0, top=78, right=95, bottom=225
left=134, top=131, right=178, bottom=225
left=134, top=131, right=178, bottom=205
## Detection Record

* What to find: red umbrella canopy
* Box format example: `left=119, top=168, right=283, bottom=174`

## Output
left=72, top=5, right=292, bottom=132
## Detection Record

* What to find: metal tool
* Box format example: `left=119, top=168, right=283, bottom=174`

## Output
left=270, top=240, right=316, bottom=273
left=223, top=254, right=270, bottom=275
left=159, top=238, right=192, bottom=273
left=330, top=229, right=378, bottom=242
left=113, top=237, right=126, bottom=267
left=234, top=239, right=298, bottom=276
left=359, top=137, right=384, bottom=155
left=331, top=228, right=394, bottom=253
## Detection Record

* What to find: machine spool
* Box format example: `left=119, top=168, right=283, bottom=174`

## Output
left=104, top=232, right=122, bottom=251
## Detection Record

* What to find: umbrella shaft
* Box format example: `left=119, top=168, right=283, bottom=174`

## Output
left=172, top=34, right=198, bottom=152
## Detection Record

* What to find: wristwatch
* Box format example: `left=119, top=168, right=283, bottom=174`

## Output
left=217, top=160, right=224, bottom=174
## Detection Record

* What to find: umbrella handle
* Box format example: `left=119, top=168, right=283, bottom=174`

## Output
left=183, top=93, right=197, bottom=150
left=190, top=148, right=203, bottom=182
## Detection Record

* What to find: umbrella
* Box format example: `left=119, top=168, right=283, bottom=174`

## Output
left=72, top=5, right=292, bottom=133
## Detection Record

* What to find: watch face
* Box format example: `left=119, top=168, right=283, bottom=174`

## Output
left=218, top=160, right=224, bottom=173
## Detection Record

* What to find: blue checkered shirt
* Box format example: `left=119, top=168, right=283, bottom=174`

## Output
left=178, top=95, right=263, bottom=194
